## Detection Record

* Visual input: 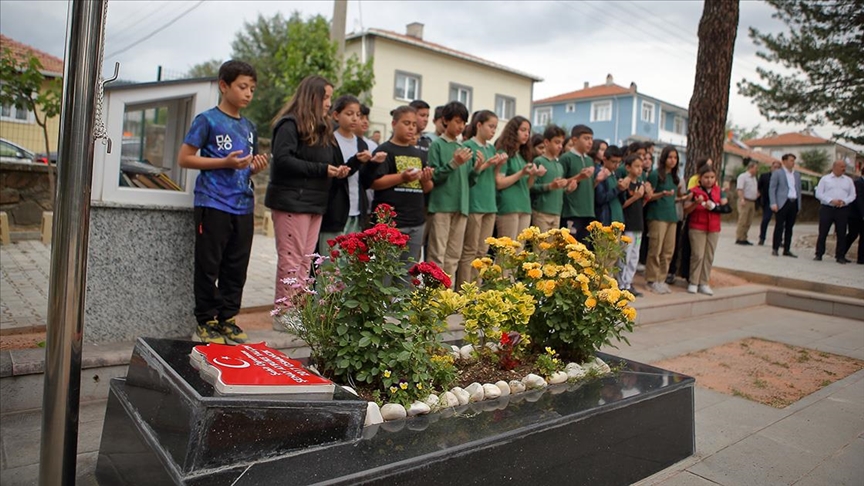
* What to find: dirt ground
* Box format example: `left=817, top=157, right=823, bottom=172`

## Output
left=654, top=337, right=864, bottom=408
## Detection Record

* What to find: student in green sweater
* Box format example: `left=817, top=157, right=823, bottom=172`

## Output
left=458, top=110, right=507, bottom=285
left=495, top=115, right=541, bottom=240
left=531, top=124, right=570, bottom=232
left=645, top=146, right=681, bottom=294
left=560, top=125, right=597, bottom=243
left=594, top=145, right=627, bottom=226
left=426, top=101, right=473, bottom=285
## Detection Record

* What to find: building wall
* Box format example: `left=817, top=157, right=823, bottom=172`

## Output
left=533, top=96, right=638, bottom=146
left=0, top=78, right=61, bottom=154
left=346, top=36, right=535, bottom=139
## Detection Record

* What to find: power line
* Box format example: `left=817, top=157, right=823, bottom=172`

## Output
left=108, top=2, right=195, bottom=50
left=107, top=2, right=160, bottom=38
left=106, top=1, right=206, bottom=59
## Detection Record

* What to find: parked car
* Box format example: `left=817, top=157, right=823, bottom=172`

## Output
left=0, top=138, right=36, bottom=164
left=34, top=151, right=58, bottom=165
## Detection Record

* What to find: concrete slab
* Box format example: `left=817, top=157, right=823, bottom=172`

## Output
left=693, top=395, right=786, bottom=458
left=792, top=437, right=864, bottom=486
left=650, top=470, right=720, bottom=486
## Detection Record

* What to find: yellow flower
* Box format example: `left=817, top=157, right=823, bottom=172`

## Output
left=611, top=221, right=625, bottom=231
left=617, top=299, right=629, bottom=308
left=623, top=307, right=637, bottom=322
left=539, top=242, right=553, bottom=250
left=621, top=290, right=635, bottom=301
left=601, top=226, right=613, bottom=234
left=621, top=235, right=632, bottom=244
left=545, top=346, right=555, bottom=356
left=528, top=268, right=543, bottom=279
left=399, top=382, right=408, bottom=390
left=543, top=264, right=559, bottom=277
left=518, top=227, right=540, bottom=241
left=584, top=267, right=596, bottom=276
left=585, top=297, right=597, bottom=308
left=416, top=383, right=423, bottom=390
left=471, top=259, right=484, bottom=270
left=564, top=233, right=577, bottom=245
left=481, top=257, right=493, bottom=265
left=390, top=386, right=398, bottom=394
left=587, top=221, right=602, bottom=231
left=383, top=370, right=392, bottom=378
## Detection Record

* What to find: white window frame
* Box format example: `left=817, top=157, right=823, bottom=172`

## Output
left=565, top=103, right=576, bottom=113
left=494, top=94, right=515, bottom=120
left=0, top=101, right=35, bottom=123
left=673, top=116, right=685, bottom=135
left=641, top=101, right=655, bottom=123
left=394, top=70, right=421, bottom=102
left=94, top=81, right=218, bottom=208
left=590, top=100, right=612, bottom=122
left=534, top=107, right=552, bottom=127
left=449, top=83, right=473, bottom=111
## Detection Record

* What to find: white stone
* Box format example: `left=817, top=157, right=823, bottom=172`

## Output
left=465, top=382, right=485, bottom=402
left=485, top=342, right=499, bottom=352
left=364, top=402, right=383, bottom=426
left=424, top=394, right=440, bottom=408
left=407, top=401, right=431, bottom=416
left=459, top=344, right=476, bottom=360
left=451, top=387, right=470, bottom=405
left=482, top=383, right=501, bottom=399
left=342, top=386, right=359, bottom=397
left=548, top=371, right=568, bottom=384
left=522, top=373, right=547, bottom=389
left=442, top=391, right=459, bottom=408
left=495, top=380, right=511, bottom=397
left=593, top=357, right=612, bottom=374
left=565, top=363, right=587, bottom=379
left=380, top=403, right=407, bottom=421
left=508, top=380, right=526, bottom=394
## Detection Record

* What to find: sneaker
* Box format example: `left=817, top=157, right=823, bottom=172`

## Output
left=636, top=264, right=646, bottom=273
left=659, top=282, right=672, bottom=294
left=665, top=274, right=676, bottom=285
left=196, top=320, right=226, bottom=344
left=629, top=288, right=644, bottom=298
left=216, top=317, right=248, bottom=344
left=698, top=285, right=714, bottom=296
left=687, top=283, right=698, bottom=294
left=649, top=282, right=671, bottom=294
left=758, top=239, right=765, bottom=246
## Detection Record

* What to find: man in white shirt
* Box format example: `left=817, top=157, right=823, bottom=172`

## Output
left=769, top=153, right=803, bottom=257
left=814, top=160, right=856, bottom=263
left=735, top=161, right=759, bottom=245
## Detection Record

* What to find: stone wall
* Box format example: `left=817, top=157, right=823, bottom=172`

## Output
left=0, top=162, right=54, bottom=226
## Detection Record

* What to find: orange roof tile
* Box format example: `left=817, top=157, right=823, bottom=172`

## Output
left=744, top=132, right=830, bottom=147
left=346, top=29, right=543, bottom=81
left=534, top=84, right=632, bottom=105
left=0, top=35, right=63, bottom=76
left=723, top=143, right=821, bottom=176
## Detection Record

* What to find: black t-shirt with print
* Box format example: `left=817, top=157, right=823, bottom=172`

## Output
left=368, top=141, right=428, bottom=228
left=621, top=180, right=645, bottom=232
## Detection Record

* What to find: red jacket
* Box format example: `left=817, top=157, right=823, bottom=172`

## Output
left=689, top=185, right=722, bottom=233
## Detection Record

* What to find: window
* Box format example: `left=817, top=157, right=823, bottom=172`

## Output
left=590, top=100, right=612, bottom=122
left=641, top=101, right=655, bottom=123
left=565, top=103, right=576, bottom=113
left=673, top=116, right=685, bottom=135
left=394, top=71, right=421, bottom=101
left=534, top=107, right=552, bottom=127
left=449, top=83, right=473, bottom=111
left=660, top=111, right=667, bottom=129
left=0, top=102, right=33, bottom=123
left=494, top=94, right=515, bottom=120
left=118, top=98, right=191, bottom=192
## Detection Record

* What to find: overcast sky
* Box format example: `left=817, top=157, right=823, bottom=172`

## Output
left=0, top=0, right=849, bottom=145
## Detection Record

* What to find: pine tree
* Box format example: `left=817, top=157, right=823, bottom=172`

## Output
left=738, top=0, right=864, bottom=145
left=686, top=0, right=740, bottom=179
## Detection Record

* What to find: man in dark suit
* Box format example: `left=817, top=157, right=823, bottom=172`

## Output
left=757, top=160, right=782, bottom=245
left=842, top=174, right=864, bottom=264
left=769, top=153, right=803, bottom=257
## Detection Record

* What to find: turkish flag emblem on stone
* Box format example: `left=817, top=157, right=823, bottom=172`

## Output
left=190, top=342, right=335, bottom=396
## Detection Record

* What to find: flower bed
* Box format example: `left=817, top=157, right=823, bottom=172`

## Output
left=274, top=204, right=636, bottom=425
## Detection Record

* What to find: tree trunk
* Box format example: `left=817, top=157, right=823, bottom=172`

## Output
left=686, top=0, right=740, bottom=180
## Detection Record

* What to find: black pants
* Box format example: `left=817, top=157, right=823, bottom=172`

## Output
left=639, top=205, right=650, bottom=265
left=562, top=216, right=594, bottom=247
left=758, top=203, right=773, bottom=242
left=816, top=205, right=850, bottom=259
left=772, top=200, right=798, bottom=252
left=844, top=214, right=863, bottom=263
left=194, top=207, right=254, bottom=325
left=671, top=219, right=690, bottom=280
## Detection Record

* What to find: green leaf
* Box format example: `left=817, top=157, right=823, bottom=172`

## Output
left=344, top=300, right=360, bottom=309
left=358, top=336, right=372, bottom=347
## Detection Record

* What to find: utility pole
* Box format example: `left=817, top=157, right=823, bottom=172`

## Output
left=331, top=0, right=348, bottom=62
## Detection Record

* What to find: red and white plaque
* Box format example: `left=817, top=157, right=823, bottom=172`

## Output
left=190, top=342, right=335, bottom=396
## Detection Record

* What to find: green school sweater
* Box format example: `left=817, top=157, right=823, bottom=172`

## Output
left=605, top=175, right=625, bottom=223
left=428, top=136, right=471, bottom=215
left=560, top=151, right=595, bottom=218
left=531, top=155, right=565, bottom=215
left=646, top=169, right=678, bottom=222
left=497, top=152, right=532, bottom=214
left=464, top=138, right=498, bottom=214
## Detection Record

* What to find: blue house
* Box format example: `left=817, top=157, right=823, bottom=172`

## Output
left=532, top=74, right=689, bottom=152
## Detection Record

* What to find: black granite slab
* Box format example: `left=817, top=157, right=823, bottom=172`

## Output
left=97, top=338, right=695, bottom=485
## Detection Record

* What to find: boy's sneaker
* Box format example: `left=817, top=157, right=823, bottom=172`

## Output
left=648, top=282, right=670, bottom=294
left=627, top=287, right=644, bottom=298
left=196, top=320, right=226, bottom=344
left=217, top=317, right=248, bottom=344
left=698, top=285, right=714, bottom=296
left=665, top=274, right=676, bottom=285
left=687, top=283, right=698, bottom=294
